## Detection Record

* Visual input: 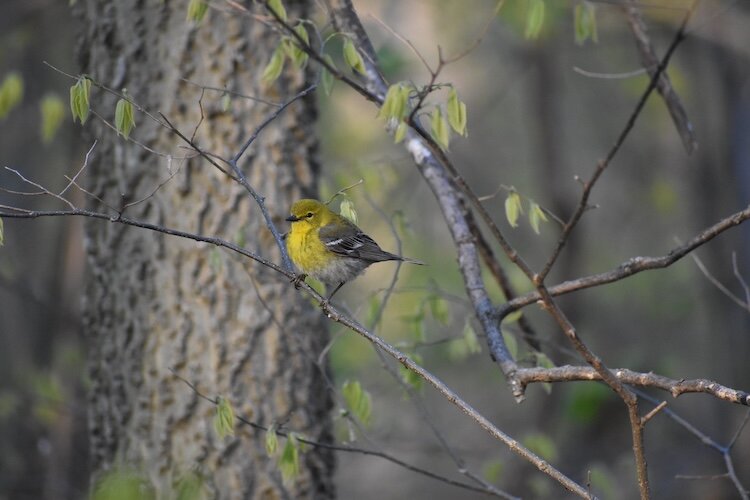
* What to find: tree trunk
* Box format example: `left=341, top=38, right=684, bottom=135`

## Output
left=76, top=1, right=334, bottom=497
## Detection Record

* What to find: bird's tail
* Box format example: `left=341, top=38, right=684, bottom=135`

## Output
left=398, top=256, right=426, bottom=265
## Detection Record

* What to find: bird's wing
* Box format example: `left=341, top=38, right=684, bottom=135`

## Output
left=319, top=221, right=400, bottom=262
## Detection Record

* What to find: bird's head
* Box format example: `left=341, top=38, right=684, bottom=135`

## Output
left=286, top=199, right=333, bottom=227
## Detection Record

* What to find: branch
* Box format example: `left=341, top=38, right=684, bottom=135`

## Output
left=0, top=203, right=588, bottom=498
left=515, top=366, right=750, bottom=406
left=622, top=0, right=698, bottom=154
left=537, top=3, right=696, bottom=283
left=170, top=370, right=513, bottom=498
left=499, top=204, right=750, bottom=315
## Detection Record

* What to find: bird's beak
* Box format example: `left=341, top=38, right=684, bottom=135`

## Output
left=285, top=214, right=301, bottom=222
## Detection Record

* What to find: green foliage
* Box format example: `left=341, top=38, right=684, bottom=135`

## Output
left=430, top=106, right=450, bottom=150
left=265, top=425, right=279, bottom=456
left=115, top=97, right=136, bottom=139
left=283, top=24, right=309, bottom=69
left=0, top=72, right=24, bottom=119
left=446, top=87, right=468, bottom=136
left=525, top=0, right=546, bottom=39
left=342, top=380, right=372, bottom=427
left=427, top=293, right=450, bottom=325
left=574, top=1, right=598, bottom=45
left=522, top=432, right=558, bottom=461
left=267, top=0, right=287, bottom=22
left=377, top=82, right=410, bottom=122
left=504, top=191, right=523, bottom=227
left=174, top=471, right=205, bottom=500
left=93, top=469, right=154, bottom=500
left=40, top=94, right=65, bottom=143
left=339, top=197, right=358, bottom=224
left=186, top=0, right=208, bottom=23
left=343, top=37, right=366, bottom=75
left=399, top=353, right=423, bottom=391
left=321, top=54, right=336, bottom=95
left=528, top=201, right=548, bottom=234
left=262, top=46, right=286, bottom=85
left=279, top=433, right=300, bottom=482
left=564, top=383, right=613, bottom=424
left=69, top=77, right=91, bottom=124
left=482, top=458, right=504, bottom=483
left=393, top=120, right=408, bottom=143
left=213, top=396, right=235, bottom=439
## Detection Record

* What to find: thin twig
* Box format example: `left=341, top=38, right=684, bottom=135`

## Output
left=170, top=369, right=511, bottom=498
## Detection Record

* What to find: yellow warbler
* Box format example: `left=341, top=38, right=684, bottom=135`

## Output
left=285, top=199, right=423, bottom=299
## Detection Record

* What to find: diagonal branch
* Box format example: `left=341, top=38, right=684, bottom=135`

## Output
left=623, top=0, right=698, bottom=154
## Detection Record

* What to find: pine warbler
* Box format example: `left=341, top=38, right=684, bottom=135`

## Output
left=285, top=199, right=423, bottom=299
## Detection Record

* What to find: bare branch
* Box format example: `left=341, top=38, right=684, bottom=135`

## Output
left=515, top=366, right=750, bottom=406
left=622, top=0, right=698, bottom=154
left=501, top=204, right=750, bottom=316
left=170, top=369, right=515, bottom=498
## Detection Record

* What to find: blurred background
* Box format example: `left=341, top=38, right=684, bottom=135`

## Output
left=1, top=0, right=749, bottom=498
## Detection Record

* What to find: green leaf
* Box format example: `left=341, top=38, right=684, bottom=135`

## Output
left=283, top=24, right=309, bottom=69
left=463, top=320, right=481, bottom=354
left=69, top=77, right=91, bottom=125
left=525, top=0, right=545, bottom=40
left=574, top=2, right=598, bottom=45
left=213, top=396, right=235, bottom=439
left=502, top=310, right=523, bottom=324
left=221, top=94, right=231, bottom=112
left=40, top=94, right=65, bottom=143
left=523, top=433, right=558, bottom=461
left=175, top=471, right=204, bottom=500
left=430, top=107, right=450, bottom=150
left=261, top=46, right=286, bottom=85
left=428, top=294, right=450, bottom=325
left=394, top=120, right=408, bottom=144
left=410, top=313, right=425, bottom=342
left=186, top=0, right=208, bottom=23
left=265, top=425, right=279, bottom=456
left=115, top=97, right=136, bottom=139
left=342, top=380, right=372, bottom=427
left=0, top=72, right=24, bottom=119
left=267, top=0, right=287, bottom=22
left=93, top=470, right=154, bottom=500
left=528, top=201, right=548, bottom=234
left=343, top=38, right=366, bottom=75
left=279, top=433, right=300, bottom=482
left=400, top=353, right=423, bottom=391
left=0, top=217, right=4, bottom=247
left=321, top=54, right=336, bottom=96
left=482, top=458, right=504, bottom=483
left=339, top=198, right=358, bottom=224
left=377, top=83, right=399, bottom=121
left=502, top=330, right=518, bottom=359
left=504, top=191, right=523, bottom=228
left=446, top=88, right=467, bottom=136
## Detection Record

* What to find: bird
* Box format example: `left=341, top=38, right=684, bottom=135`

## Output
left=285, top=198, right=423, bottom=300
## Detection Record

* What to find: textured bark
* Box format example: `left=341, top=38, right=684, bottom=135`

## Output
left=75, top=1, right=334, bottom=498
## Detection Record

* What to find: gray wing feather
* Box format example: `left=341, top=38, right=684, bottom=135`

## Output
left=319, top=222, right=401, bottom=263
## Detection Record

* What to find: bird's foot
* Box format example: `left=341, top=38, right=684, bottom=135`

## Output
left=291, top=273, right=307, bottom=289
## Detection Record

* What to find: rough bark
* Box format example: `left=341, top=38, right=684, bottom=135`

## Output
left=76, top=1, right=334, bottom=498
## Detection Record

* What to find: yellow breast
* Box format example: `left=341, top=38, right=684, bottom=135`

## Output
left=286, top=223, right=331, bottom=274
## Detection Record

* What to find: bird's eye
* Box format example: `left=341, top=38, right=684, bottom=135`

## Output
left=306, top=212, right=313, bottom=218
